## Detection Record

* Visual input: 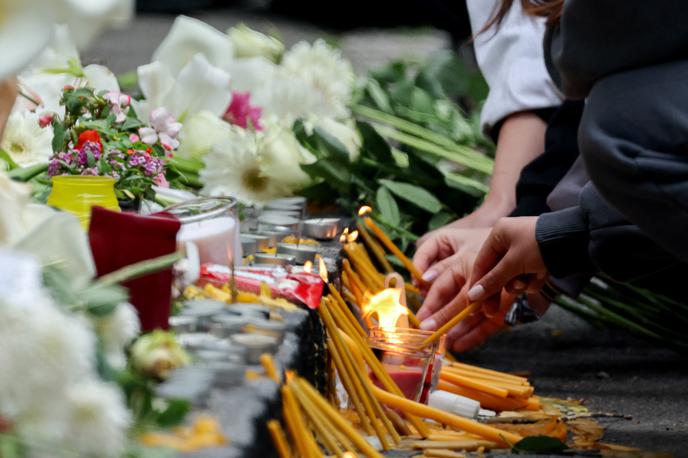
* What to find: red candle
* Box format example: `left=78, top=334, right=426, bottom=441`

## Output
left=370, top=365, right=424, bottom=401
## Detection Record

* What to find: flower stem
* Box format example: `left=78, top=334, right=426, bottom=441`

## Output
left=96, top=252, right=182, bottom=287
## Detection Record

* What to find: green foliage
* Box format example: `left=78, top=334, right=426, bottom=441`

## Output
left=297, top=51, right=494, bottom=242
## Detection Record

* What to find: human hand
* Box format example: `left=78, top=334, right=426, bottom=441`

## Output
left=465, top=217, right=548, bottom=313
left=413, top=227, right=490, bottom=293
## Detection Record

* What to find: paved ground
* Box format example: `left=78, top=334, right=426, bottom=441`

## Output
left=84, top=8, right=688, bottom=457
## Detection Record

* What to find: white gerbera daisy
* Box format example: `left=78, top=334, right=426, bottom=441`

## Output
left=63, top=379, right=131, bottom=457
left=201, top=126, right=291, bottom=204
left=281, top=39, right=354, bottom=119
left=259, top=122, right=313, bottom=190
left=0, top=110, right=53, bottom=167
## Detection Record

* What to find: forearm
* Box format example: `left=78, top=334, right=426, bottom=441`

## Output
left=483, top=112, right=547, bottom=215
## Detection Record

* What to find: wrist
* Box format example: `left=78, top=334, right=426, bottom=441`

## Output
left=481, top=192, right=516, bottom=216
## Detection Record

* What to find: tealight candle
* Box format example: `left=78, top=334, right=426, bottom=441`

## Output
left=303, top=218, right=342, bottom=240
left=276, top=242, right=320, bottom=265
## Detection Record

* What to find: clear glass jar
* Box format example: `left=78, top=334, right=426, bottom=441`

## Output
left=368, top=327, right=441, bottom=403
left=165, top=197, right=241, bottom=267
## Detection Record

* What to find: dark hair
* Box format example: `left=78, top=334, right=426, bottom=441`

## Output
left=479, top=0, right=563, bottom=35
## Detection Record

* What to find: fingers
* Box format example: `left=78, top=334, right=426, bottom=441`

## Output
left=412, top=235, right=442, bottom=280
left=418, top=255, right=459, bottom=286
left=417, top=266, right=467, bottom=323
left=419, top=283, right=472, bottom=332
left=467, top=253, right=520, bottom=304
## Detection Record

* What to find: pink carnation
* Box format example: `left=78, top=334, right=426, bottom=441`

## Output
left=223, top=91, right=263, bottom=130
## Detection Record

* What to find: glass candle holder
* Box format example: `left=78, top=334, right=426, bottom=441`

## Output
left=47, top=176, right=120, bottom=229
left=166, top=197, right=241, bottom=267
left=368, top=327, right=440, bottom=403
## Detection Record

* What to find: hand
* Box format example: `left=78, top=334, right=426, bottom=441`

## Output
left=413, top=227, right=489, bottom=291
left=445, top=290, right=515, bottom=352
left=466, top=217, right=548, bottom=313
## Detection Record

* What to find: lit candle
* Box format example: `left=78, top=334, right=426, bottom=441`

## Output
left=358, top=206, right=425, bottom=283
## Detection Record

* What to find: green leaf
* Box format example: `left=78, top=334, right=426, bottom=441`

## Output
left=428, top=211, right=455, bottom=231
left=369, top=60, right=406, bottom=84
left=120, top=116, right=144, bottom=131
left=79, top=284, right=130, bottom=317
left=366, top=79, right=393, bottom=113
left=512, top=436, right=568, bottom=454
left=313, top=127, right=350, bottom=162
left=0, top=148, right=18, bottom=170
left=376, top=186, right=400, bottom=226
left=154, top=399, right=191, bottom=428
left=357, top=121, right=392, bottom=163
left=379, top=179, right=442, bottom=214
left=52, top=121, right=67, bottom=152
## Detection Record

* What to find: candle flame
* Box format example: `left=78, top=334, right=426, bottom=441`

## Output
left=339, top=227, right=349, bottom=244
left=347, top=230, right=359, bottom=243
left=362, top=288, right=409, bottom=329
left=317, top=256, right=328, bottom=282
left=358, top=205, right=373, bottom=217
left=303, top=260, right=313, bottom=273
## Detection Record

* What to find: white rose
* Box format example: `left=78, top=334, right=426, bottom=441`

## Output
left=0, top=173, right=31, bottom=245
left=228, top=24, right=284, bottom=63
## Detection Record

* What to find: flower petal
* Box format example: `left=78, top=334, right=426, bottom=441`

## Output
left=152, top=15, right=233, bottom=75
left=0, top=0, right=52, bottom=80
left=84, top=64, right=120, bottom=92
left=168, top=53, right=232, bottom=120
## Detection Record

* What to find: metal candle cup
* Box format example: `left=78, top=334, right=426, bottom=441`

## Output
left=276, top=242, right=320, bottom=265
left=303, top=218, right=342, bottom=240
left=257, top=214, right=301, bottom=234
left=253, top=252, right=296, bottom=266
left=240, top=233, right=271, bottom=252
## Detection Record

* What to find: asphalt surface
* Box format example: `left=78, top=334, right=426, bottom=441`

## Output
left=84, top=8, right=688, bottom=457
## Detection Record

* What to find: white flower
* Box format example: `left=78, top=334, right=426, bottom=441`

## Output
left=201, top=126, right=292, bottom=204
left=0, top=110, right=53, bottom=166
left=281, top=39, right=354, bottom=118
left=176, top=110, right=233, bottom=160
left=1, top=1, right=131, bottom=81
left=228, top=24, right=284, bottom=62
left=260, top=123, right=314, bottom=190
left=131, top=330, right=190, bottom=379
left=226, top=56, right=277, bottom=95
left=0, top=172, right=32, bottom=245
left=135, top=53, right=232, bottom=122
left=310, top=117, right=361, bottom=162
left=18, top=25, right=122, bottom=115
left=251, top=72, right=331, bottom=126
left=92, top=303, right=140, bottom=370
left=153, top=15, right=234, bottom=75
left=63, top=379, right=131, bottom=457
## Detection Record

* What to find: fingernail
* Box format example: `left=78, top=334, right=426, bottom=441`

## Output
left=419, top=318, right=437, bottom=331
left=513, top=279, right=526, bottom=291
left=422, top=269, right=438, bottom=282
left=467, top=284, right=485, bottom=302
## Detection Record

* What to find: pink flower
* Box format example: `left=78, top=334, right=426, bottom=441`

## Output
left=139, top=107, right=182, bottom=151
left=153, top=173, right=169, bottom=188
left=104, top=91, right=132, bottom=123
left=129, top=133, right=140, bottom=143
left=223, top=91, right=263, bottom=130
left=38, top=114, right=54, bottom=128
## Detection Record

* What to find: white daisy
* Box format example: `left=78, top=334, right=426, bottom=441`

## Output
left=0, top=110, right=53, bottom=167
left=281, top=39, right=355, bottom=119
left=259, top=122, right=313, bottom=190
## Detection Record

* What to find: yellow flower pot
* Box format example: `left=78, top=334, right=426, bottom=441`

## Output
left=47, top=176, right=120, bottom=229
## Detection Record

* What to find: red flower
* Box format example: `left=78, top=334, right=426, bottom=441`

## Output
left=76, top=130, right=102, bottom=149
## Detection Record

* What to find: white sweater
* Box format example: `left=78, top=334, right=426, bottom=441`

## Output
left=466, top=0, right=563, bottom=134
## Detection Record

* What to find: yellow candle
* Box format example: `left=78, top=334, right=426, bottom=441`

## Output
left=289, top=384, right=343, bottom=455
left=281, top=386, right=322, bottom=457
left=439, top=372, right=510, bottom=399
left=421, top=302, right=481, bottom=348
left=260, top=354, right=280, bottom=384
left=294, top=378, right=385, bottom=458
left=267, top=420, right=292, bottom=458
left=371, top=386, right=523, bottom=446
left=356, top=220, right=394, bottom=273
left=362, top=216, right=425, bottom=283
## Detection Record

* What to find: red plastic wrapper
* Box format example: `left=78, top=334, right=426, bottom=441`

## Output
left=199, top=264, right=324, bottom=309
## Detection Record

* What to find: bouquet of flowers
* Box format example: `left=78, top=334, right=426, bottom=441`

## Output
left=47, top=86, right=180, bottom=204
